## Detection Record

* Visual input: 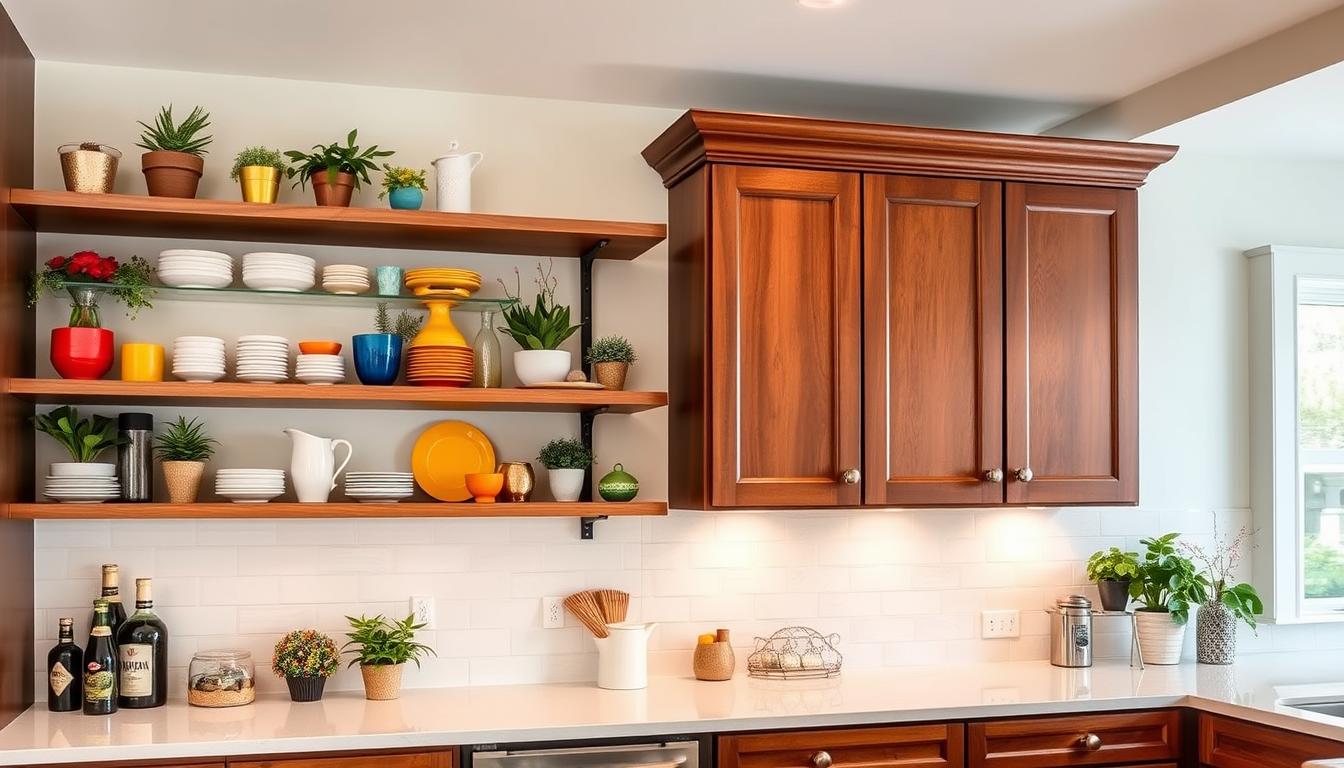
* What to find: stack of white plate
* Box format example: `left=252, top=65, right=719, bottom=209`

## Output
left=236, top=335, right=290, bottom=383
left=173, top=336, right=226, bottom=382
left=321, top=264, right=370, bottom=295
left=215, top=469, right=286, bottom=503
left=43, top=471, right=121, bottom=504
left=157, top=249, right=234, bottom=288
left=242, top=252, right=316, bottom=292
left=296, top=353, right=345, bottom=385
left=344, top=472, right=414, bottom=503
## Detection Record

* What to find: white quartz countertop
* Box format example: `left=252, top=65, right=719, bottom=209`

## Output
left=7, top=653, right=1344, bottom=765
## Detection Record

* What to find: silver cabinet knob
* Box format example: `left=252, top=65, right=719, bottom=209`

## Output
left=985, top=468, right=1004, bottom=483
left=841, top=469, right=860, bottom=485
left=1015, top=467, right=1034, bottom=482
left=1080, top=733, right=1102, bottom=751
left=810, top=752, right=833, bottom=768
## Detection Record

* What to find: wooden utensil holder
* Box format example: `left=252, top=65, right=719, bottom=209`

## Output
left=693, top=641, right=735, bottom=681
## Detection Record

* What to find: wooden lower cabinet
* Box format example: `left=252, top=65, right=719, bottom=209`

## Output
left=968, top=710, right=1180, bottom=768
left=231, top=751, right=454, bottom=768
left=1200, top=712, right=1344, bottom=768
left=720, top=724, right=964, bottom=768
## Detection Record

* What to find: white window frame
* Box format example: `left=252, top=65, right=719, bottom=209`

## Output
left=1248, top=244, right=1344, bottom=623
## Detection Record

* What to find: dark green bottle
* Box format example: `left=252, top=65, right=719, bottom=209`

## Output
left=92, top=564, right=127, bottom=648
left=117, top=578, right=167, bottom=708
left=47, top=617, right=82, bottom=712
left=83, top=599, right=117, bottom=715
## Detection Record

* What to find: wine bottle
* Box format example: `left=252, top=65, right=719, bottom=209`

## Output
left=92, top=564, right=127, bottom=644
left=117, top=578, right=167, bottom=708
left=47, top=617, right=82, bottom=712
left=83, top=600, right=116, bottom=715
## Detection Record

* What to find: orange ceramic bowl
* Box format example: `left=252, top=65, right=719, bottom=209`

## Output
left=298, top=340, right=342, bottom=355
left=464, top=472, right=504, bottom=504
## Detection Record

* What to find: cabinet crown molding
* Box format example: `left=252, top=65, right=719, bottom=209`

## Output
left=642, top=109, right=1178, bottom=189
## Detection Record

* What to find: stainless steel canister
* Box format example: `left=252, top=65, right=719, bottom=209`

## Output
left=117, top=412, right=153, bottom=502
left=1049, top=594, right=1093, bottom=668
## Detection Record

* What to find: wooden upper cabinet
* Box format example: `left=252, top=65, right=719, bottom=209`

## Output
left=709, top=165, right=863, bottom=507
left=863, top=175, right=1004, bottom=505
left=1004, top=183, right=1138, bottom=505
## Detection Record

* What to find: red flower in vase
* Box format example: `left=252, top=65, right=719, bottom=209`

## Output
left=46, top=256, right=66, bottom=269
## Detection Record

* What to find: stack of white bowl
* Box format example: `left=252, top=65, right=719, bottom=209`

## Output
left=235, top=335, right=290, bottom=383
left=344, top=472, right=415, bottom=503
left=173, top=336, right=226, bottom=382
left=214, top=469, right=286, bottom=503
left=157, top=249, right=234, bottom=288
left=296, top=354, right=345, bottom=385
left=43, top=464, right=120, bottom=503
left=321, top=264, right=370, bottom=294
left=242, top=252, right=316, bottom=292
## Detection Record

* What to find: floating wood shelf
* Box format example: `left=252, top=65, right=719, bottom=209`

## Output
left=9, top=189, right=666, bottom=260
left=4, top=379, right=667, bottom=413
left=6, top=501, right=667, bottom=520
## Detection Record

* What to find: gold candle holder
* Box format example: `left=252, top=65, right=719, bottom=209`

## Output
left=497, top=461, right=535, bottom=502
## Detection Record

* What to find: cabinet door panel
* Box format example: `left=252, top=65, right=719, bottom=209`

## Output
left=863, top=175, right=1003, bottom=505
left=710, top=165, right=862, bottom=507
left=1005, top=183, right=1138, bottom=505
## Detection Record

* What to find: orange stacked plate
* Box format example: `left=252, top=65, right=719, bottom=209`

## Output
left=406, top=344, right=474, bottom=387
left=403, top=268, right=483, bottom=387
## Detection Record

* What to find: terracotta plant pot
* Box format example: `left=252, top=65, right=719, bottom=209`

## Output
left=238, top=165, right=281, bottom=204
left=593, top=361, right=629, bottom=391
left=1134, top=609, right=1187, bottom=665
left=285, top=675, right=327, bottom=702
left=310, top=170, right=356, bottom=207
left=50, top=326, right=114, bottom=380
left=141, top=150, right=204, bottom=198
left=161, top=460, right=205, bottom=503
left=360, top=663, right=403, bottom=700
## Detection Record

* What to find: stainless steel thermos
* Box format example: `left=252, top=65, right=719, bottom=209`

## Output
left=1049, top=594, right=1093, bottom=667
left=117, top=412, right=153, bottom=503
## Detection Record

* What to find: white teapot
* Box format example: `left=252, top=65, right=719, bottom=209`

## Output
left=432, top=141, right=483, bottom=213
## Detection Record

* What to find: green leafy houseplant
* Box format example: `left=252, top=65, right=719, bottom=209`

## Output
left=538, top=437, right=593, bottom=470
left=229, top=146, right=285, bottom=180
left=272, top=629, right=340, bottom=678
left=33, top=406, right=122, bottom=462
left=153, top=417, right=218, bottom=462
left=586, top=335, right=637, bottom=365
left=1086, top=547, right=1140, bottom=581
left=1131, top=533, right=1208, bottom=624
left=378, top=164, right=428, bottom=198
left=343, top=614, right=434, bottom=667
left=285, top=130, right=394, bottom=190
left=498, top=261, right=581, bottom=350
left=136, top=105, right=212, bottom=155
left=374, top=301, right=423, bottom=342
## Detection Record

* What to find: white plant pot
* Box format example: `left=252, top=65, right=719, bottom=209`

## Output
left=514, top=349, right=571, bottom=386
left=50, top=462, right=116, bottom=477
left=1135, top=609, right=1187, bottom=665
left=548, top=468, right=586, bottom=502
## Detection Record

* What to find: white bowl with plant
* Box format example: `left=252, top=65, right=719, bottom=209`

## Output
left=586, top=335, right=637, bottom=391
left=539, top=437, right=593, bottom=502
left=499, top=261, right=582, bottom=385
left=33, top=406, right=122, bottom=476
left=154, top=416, right=218, bottom=504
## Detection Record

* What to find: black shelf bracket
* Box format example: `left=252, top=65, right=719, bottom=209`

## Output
left=577, top=239, right=610, bottom=540
left=579, top=405, right=609, bottom=539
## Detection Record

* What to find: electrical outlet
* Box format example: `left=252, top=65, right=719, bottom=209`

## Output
left=981, top=609, right=1020, bottom=638
left=410, top=595, right=435, bottom=629
left=542, top=596, right=565, bottom=629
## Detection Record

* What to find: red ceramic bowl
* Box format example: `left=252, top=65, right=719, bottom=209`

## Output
left=51, top=327, right=115, bottom=380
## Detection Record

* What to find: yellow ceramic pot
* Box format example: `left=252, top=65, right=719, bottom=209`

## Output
left=120, top=343, right=164, bottom=382
left=410, top=300, right=466, bottom=348
left=238, top=165, right=281, bottom=204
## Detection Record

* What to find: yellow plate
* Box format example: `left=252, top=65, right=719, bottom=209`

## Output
left=411, top=421, right=496, bottom=502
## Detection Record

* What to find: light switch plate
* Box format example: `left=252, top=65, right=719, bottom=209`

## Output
left=410, top=595, right=435, bottom=629
left=981, top=609, right=1020, bottom=638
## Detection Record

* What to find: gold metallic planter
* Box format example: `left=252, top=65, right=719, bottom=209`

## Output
left=238, top=165, right=281, bottom=204
left=59, top=143, right=120, bottom=194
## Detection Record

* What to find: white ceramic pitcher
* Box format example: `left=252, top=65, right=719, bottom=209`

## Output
left=432, top=141, right=483, bottom=213
left=593, top=622, right=657, bottom=690
left=283, top=428, right=353, bottom=503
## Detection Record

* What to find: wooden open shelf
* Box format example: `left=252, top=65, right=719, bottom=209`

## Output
left=9, top=189, right=666, bottom=260
left=4, top=379, right=667, bottom=413
left=6, top=501, right=667, bottom=520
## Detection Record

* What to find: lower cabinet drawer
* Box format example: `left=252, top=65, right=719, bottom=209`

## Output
left=232, top=751, right=455, bottom=768
left=1200, top=713, right=1344, bottom=768
left=720, top=724, right=964, bottom=768
left=967, top=710, right=1180, bottom=768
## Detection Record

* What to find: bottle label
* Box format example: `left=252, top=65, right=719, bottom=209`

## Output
left=49, top=662, right=73, bottom=696
left=119, top=644, right=153, bottom=696
left=84, top=661, right=113, bottom=703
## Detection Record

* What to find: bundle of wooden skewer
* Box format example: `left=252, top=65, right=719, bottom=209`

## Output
left=564, top=589, right=629, bottom=638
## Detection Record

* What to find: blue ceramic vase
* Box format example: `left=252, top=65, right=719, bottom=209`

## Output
left=352, top=333, right=403, bottom=385
left=388, top=187, right=423, bottom=210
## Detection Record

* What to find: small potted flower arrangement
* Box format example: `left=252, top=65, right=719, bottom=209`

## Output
left=1085, top=546, right=1140, bottom=611
left=538, top=437, right=593, bottom=502
left=343, top=614, right=434, bottom=700
left=273, top=629, right=340, bottom=702
left=284, top=130, right=393, bottom=207
left=33, top=406, right=123, bottom=479
left=498, top=261, right=582, bottom=385
left=230, top=146, right=286, bottom=204
left=1181, top=524, right=1263, bottom=665
left=136, top=104, right=212, bottom=198
left=379, top=164, right=428, bottom=210
left=29, top=251, right=155, bottom=380
left=586, top=335, right=637, bottom=391
left=153, top=416, right=218, bottom=504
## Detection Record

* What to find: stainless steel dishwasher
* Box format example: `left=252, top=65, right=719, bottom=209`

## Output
left=464, top=735, right=710, bottom=768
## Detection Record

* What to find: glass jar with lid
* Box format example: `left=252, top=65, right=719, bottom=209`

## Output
left=188, top=649, right=255, bottom=707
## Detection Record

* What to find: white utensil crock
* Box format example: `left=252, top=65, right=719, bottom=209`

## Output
left=432, top=142, right=483, bottom=213
left=549, top=468, right=586, bottom=502
left=594, top=622, right=656, bottom=690
left=284, top=428, right=353, bottom=503
left=514, top=349, right=570, bottom=386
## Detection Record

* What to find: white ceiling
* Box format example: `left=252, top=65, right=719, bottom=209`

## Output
left=5, top=0, right=1342, bottom=133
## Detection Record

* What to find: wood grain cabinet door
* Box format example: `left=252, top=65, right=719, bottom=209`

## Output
left=1004, top=183, right=1138, bottom=505
left=969, top=710, right=1180, bottom=768
left=709, top=165, right=863, bottom=507
left=1199, top=712, right=1344, bottom=768
left=863, top=174, right=1004, bottom=505
left=721, top=724, right=964, bottom=768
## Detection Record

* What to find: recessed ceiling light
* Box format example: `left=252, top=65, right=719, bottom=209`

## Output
left=798, top=0, right=846, bottom=8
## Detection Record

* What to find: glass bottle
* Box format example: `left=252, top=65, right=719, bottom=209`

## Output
left=83, top=600, right=116, bottom=715
left=47, top=617, right=82, bottom=712
left=91, top=564, right=127, bottom=646
left=117, top=578, right=168, bottom=708
left=472, top=309, right=502, bottom=388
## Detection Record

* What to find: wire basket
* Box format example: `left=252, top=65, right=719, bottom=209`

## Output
left=746, top=626, right=843, bottom=680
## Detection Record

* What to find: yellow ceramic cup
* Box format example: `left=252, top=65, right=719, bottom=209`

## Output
left=120, top=343, right=164, bottom=382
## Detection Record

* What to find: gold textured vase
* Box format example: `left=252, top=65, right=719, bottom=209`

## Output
left=498, top=461, right=535, bottom=502
left=238, top=166, right=281, bottom=204
left=59, top=143, right=120, bottom=194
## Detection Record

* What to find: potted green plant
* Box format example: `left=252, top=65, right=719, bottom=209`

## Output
left=379, top=164, right=428, bottom=210
left=498, top=261, right=582, bottom=385
left=1182, top=526, right=1263, bottom=664
left=29, top=251, right=155, bottom=380
left=538, top=437, right=593, bottom=502
left=353, top=302, right=422, bottom=385
left=586, top=335, right=637, bottom=391
left=230, top=146, right=286, bottom=204
left=32, top=406, right=123, bottom=478
left=284, top=130, right=393, bottom=207
left=1085, top=546, right=1140, bottom=611
left=272, top=629, right=340, bottom=702
left=153, top=416, right=218, bottom=504
left=343, top=614, right=434, bottom=700
left=1131, top=532, right=1208, bottom=664
left=136, top=104, right=212, bottom=198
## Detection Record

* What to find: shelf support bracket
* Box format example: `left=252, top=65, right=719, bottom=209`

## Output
left=579, top=239, right=609, bottom=367
left=579, top=405, right=609, bottom=539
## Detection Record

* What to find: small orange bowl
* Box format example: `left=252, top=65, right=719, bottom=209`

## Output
left=464, top=472, right=504, bottom=504
left=298, top=340, right=342, bottom=355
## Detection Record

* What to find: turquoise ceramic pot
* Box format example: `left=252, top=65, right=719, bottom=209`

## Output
left=598, top=463, right=639, bottom=502
left=388, top=187, right=424, bottom=210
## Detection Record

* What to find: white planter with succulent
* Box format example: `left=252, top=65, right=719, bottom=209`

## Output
left=539, top=437, right=592, bottom=502
left=498, top=262, right=582, bottom=386
left=34, top=406, right=121, bottom=477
